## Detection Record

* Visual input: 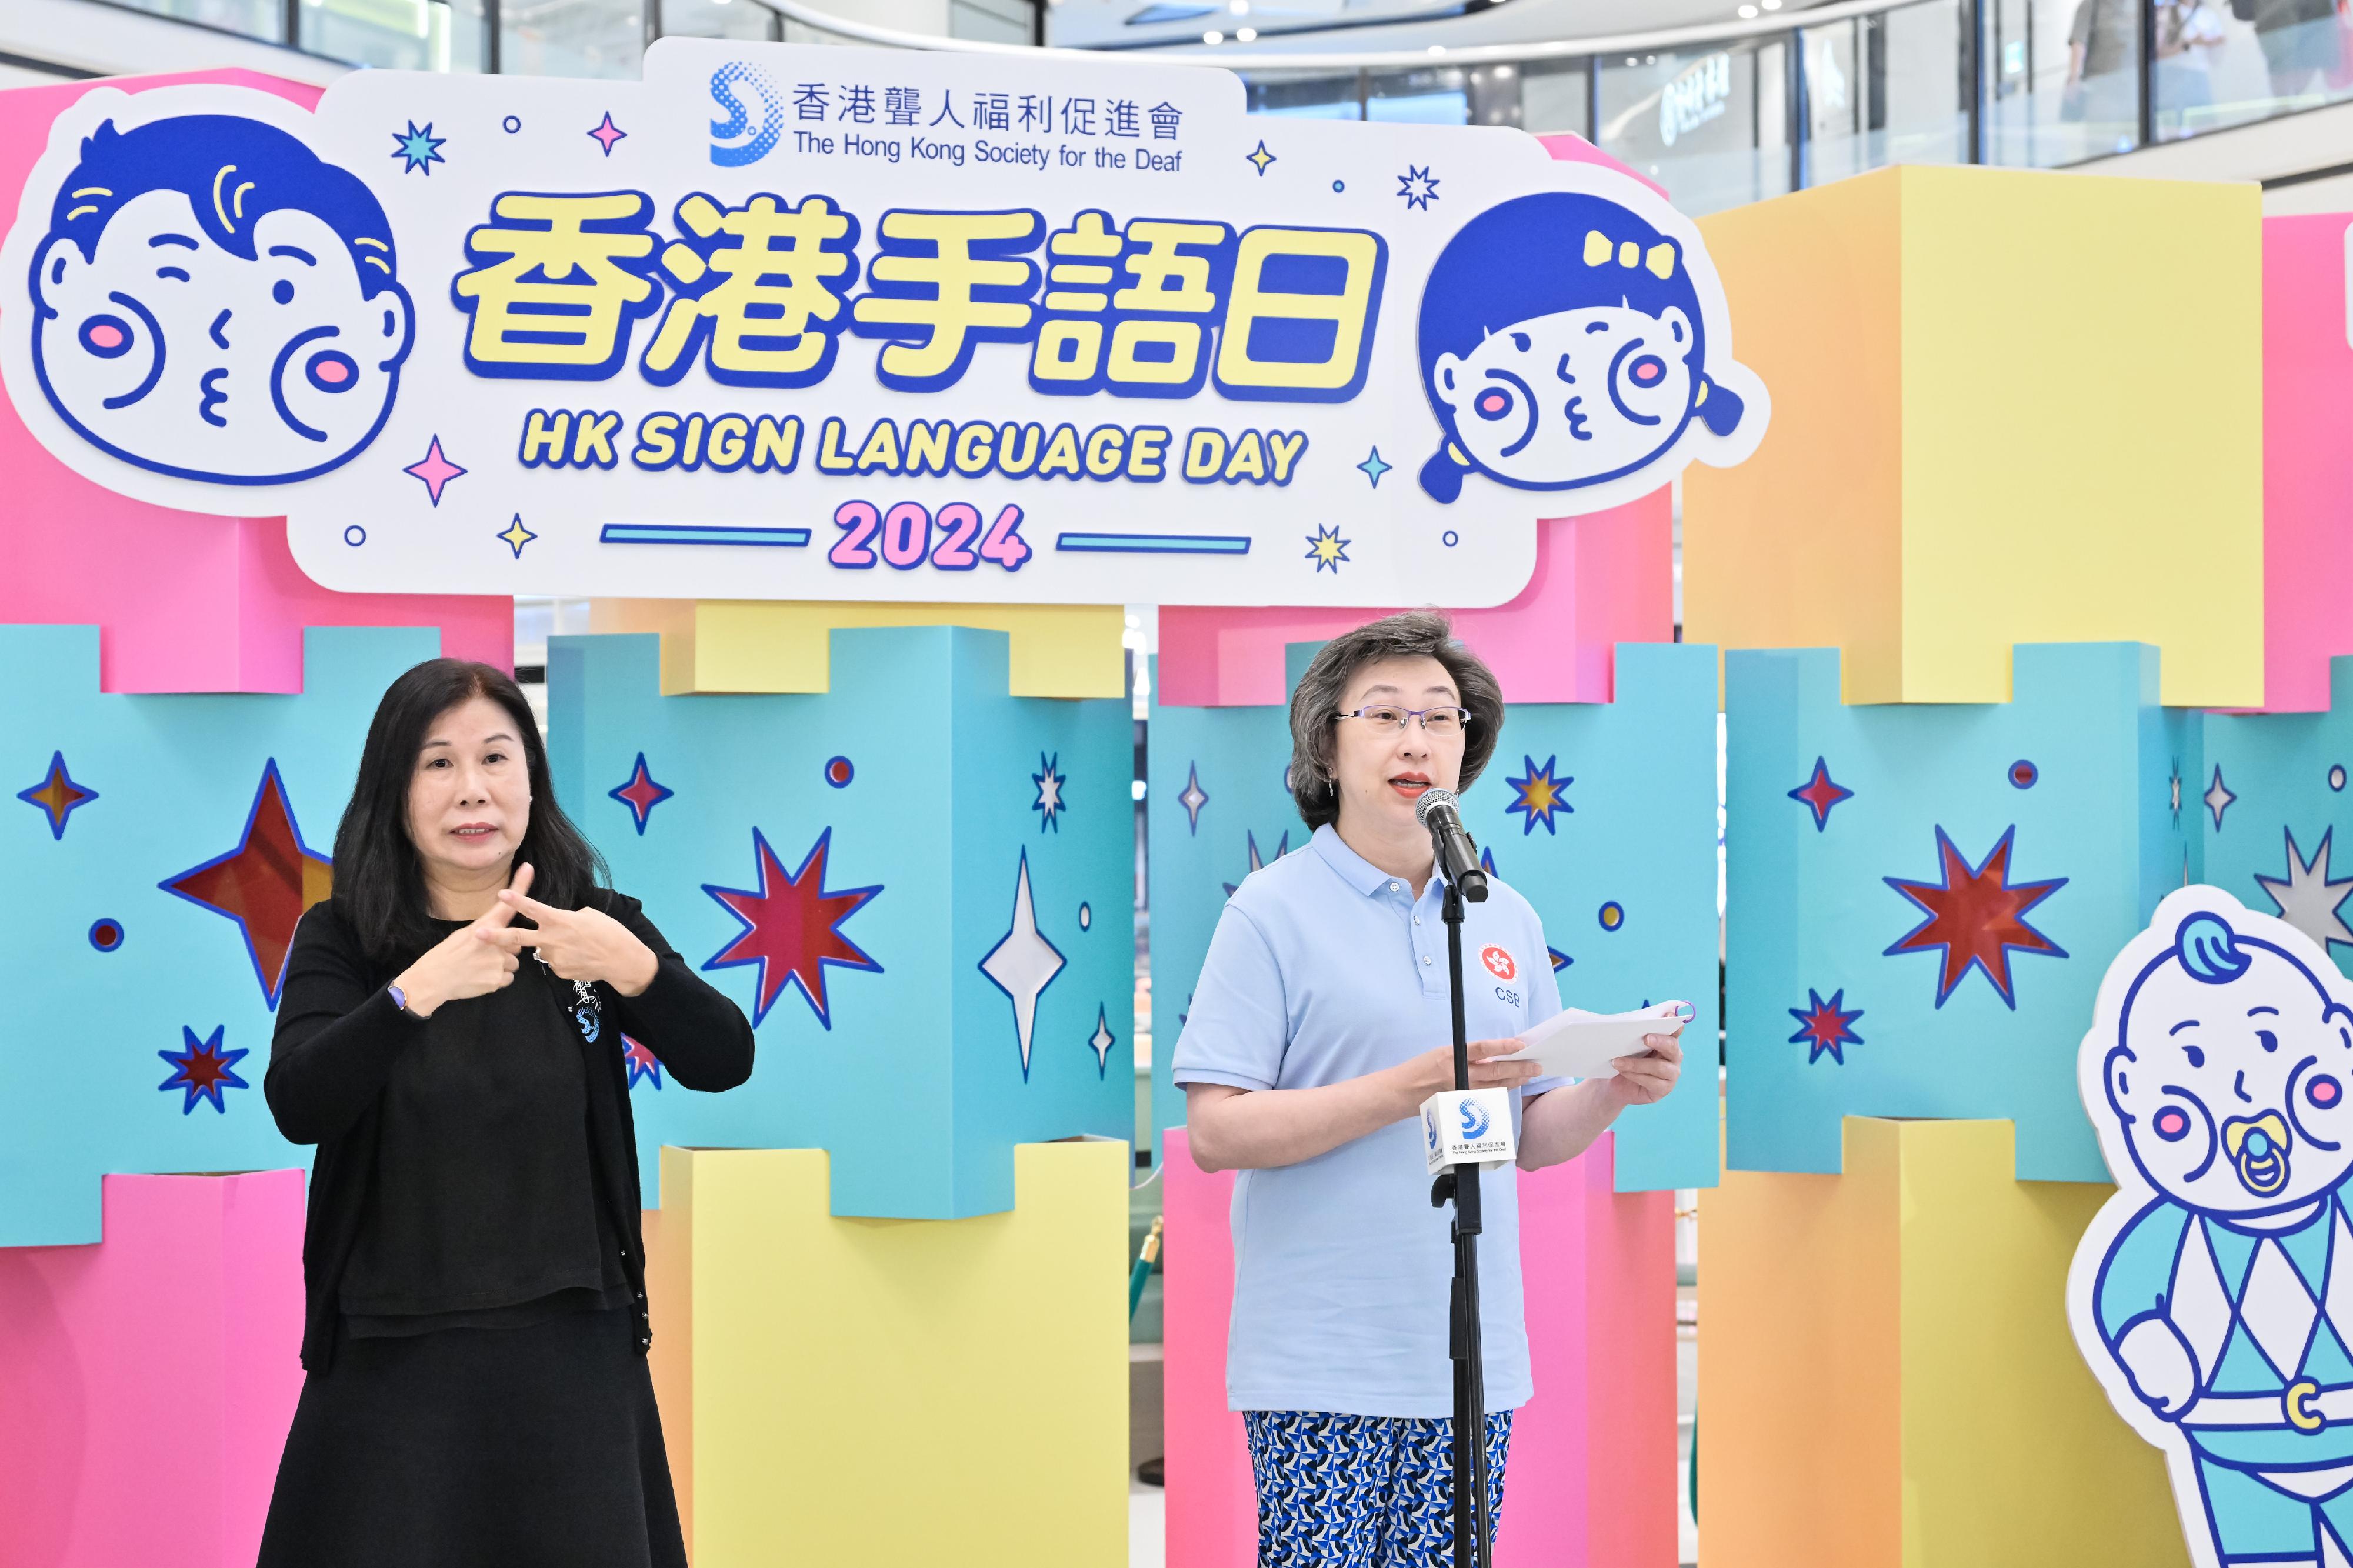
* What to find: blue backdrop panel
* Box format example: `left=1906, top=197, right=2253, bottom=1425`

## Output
left=1, top=624, right=439, bottom=1247
left=546, top=625, right=1133, bottom=1221
left=1724, top=642, right=2200, bottom=1183
left=2205, top=657, right=2353, bottom=980
left=1147, top=640, right=1721, bottom=1193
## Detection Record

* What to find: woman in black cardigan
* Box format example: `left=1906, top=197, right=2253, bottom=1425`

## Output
left=258, top=658, right=753, bottom=1568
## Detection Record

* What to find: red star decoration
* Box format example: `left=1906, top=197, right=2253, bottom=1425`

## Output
left=621, top=1033, right=663, bottom=1089
left=1787, top=987, right=1864, bottom=1065
left=1788, top=756, right=1853, bottom=832
left=160, top=760, right=333, bottom=1008
left=1884, top=826, right=2068, bottom=1009
left=608, top=752, right=674, bottom=835
left=156, top=1025, right=251, bottom=1114
left=701, top=828, right=882, bottom=1029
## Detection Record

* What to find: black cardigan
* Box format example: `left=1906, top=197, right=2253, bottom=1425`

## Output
left=265, top=890, right=755, bottom=1371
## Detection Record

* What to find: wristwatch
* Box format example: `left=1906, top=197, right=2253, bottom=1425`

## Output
left=388, top=983, right=412, bottom=1014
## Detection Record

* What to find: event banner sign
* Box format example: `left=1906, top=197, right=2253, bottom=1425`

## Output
left=0, top=42, right=1768, bottom=605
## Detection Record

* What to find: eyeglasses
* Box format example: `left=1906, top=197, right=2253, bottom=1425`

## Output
left=1335, top=705, right=1474, bottom=736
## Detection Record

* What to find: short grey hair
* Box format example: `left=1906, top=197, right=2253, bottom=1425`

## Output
left=1287, top=610, right=1505, bottom=832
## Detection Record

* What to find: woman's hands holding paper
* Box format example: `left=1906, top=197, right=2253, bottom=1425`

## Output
left=1604, top=1029, right=1685, bottom=1106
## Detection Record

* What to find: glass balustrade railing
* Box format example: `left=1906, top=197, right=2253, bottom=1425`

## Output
left=84, top=0, right=2353, bottom=213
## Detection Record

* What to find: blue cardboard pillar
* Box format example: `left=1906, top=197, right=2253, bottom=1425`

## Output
left=1147, top=640, right=1721, bottom=1192
left=1, top=625, right=439, bottom=1247
left=547, top=625, right=1134, bottom=1221
left=1724, top=642, right=2201, bottom=1183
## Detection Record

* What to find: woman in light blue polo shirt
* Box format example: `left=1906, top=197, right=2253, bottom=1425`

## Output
left=1172, top=610, right=1682, bottom=1566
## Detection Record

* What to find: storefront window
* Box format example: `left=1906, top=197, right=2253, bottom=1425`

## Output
left=1596, top=44, right=1792, bottom=215
left=1802, top=1, right=1971, bottom=185
left=301, top=0, right=488, bottom=72
left=1984, top=0, right=2141, bottom=166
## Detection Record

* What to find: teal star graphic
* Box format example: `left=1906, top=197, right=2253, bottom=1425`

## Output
left=1305, top=525, right=1349, bottom=574
left=1357, top=448, right=1392, bottom=488
left=391, top=120, right=446, bottom=175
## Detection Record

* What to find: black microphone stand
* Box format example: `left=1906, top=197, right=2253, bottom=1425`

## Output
left=1429, top=865, right=1494, bottom=1568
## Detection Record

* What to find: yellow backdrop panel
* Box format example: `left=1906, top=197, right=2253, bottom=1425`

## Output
left=587, top=600, right=1127, bottom=699
left=1685, top=164, right=2262, bottom=708
left=645, top=1140, right=1129, bottom=1566
left=1699, top=1116, right=2185, bottom=1568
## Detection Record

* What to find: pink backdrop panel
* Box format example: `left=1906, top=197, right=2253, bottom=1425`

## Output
left=1534, top=132, right=1670, bottom=198
left=0, top=1170, right=306, bottom=1568
left=2257, top=212, right=2353, bottom=713
left=1162, top=1127, right=1259, bottom=1568
left=1161, top=1128, right=1679, bottom=1566
left=0, top=72, right=511, bottom=695
left=1496, top=1130, right=1679, bottom=1568
left=1155, top=491, right=1674, bottom=708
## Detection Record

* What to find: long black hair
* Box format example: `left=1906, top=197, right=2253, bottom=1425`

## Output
left=332, top=658, right=607, bottom=964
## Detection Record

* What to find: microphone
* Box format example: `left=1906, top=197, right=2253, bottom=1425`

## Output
left=1414, top=788, right=1489, bottom=903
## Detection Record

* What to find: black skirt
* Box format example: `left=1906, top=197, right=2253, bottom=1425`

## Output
left=257, top=1307, right=688, bottom=1568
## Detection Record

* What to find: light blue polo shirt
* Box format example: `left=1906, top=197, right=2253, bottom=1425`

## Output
left=1171, top=823, right=1567, bottom=1418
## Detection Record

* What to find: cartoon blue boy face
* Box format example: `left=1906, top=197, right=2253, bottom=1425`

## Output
left=24, top=115, right=413, bottom=486
left=1428, top=301, right=1697, bottom=491
left=2107, top=933, right=2353, bottom=1217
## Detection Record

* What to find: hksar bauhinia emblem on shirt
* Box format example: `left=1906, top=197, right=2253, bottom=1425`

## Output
left=1481, top=945, right=1517, bottom=981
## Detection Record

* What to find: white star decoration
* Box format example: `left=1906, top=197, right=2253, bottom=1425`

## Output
left=2170, top=769, right=2182, bottom=827
left=979, top=850, right=1065, bottom=1079
left=2205, top=767, right=2237, bottom=831
left=1032, top=752, right=1066, bottom=833
left=1178, top=763, right=1209, bottom=835
left=1088, top=1005, right=1117, bottom=1077
left=2257, top=828, right=2353, bottom=951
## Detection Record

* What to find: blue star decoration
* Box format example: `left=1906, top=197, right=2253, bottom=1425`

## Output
left=1357, top=448, right=1392, bottom=488
left=607, top=752, right=674, bottom=835
left=1305, top=525, right=1351, bottom=575
left=18, top=750, right=97, bottom=840
left=1884, top=825, right=2068, bottom=1009
left=390, top=120, right=446, bottom=175
left=1032, top=751, right=1067, bottom=833
left=1505, top=755, right=1572, bottom=835
left=1245, top=139, right=1277, bottom=176
left=1788, top=756, right=1852, bottom=832
left=1397, top=165, right=1440, bottom=210
left=1224, top=829, right=1289, bottom=898
left=1788, top=988, right=1863, bottom=1065
left=158, top=1025, right=249, bottom=1114
left=1178, top=763, right=1209, bottom=836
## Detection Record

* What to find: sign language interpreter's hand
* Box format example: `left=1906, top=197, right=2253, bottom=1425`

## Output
left=391, top=862, right=533, bottom=1019
left=478, top=875, right=659, bottom=997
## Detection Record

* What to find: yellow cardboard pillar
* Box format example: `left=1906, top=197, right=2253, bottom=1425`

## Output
left=1684, top=164, right=2262, bottom=708
left=588, top=599, right=1127, bottom=698
left=645, top=1141, right=1128, bottom=1566
left=1700, top=1116, right=2186, bottom=1568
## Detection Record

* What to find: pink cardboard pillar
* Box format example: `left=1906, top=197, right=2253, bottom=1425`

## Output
left=1156, top=493, right=1674, bottom=707
left=2255, top=212, right=2353, bottom=713
left=1495, top=1131, right=1679, bottom=1568
left=1163, top=1127, right=1259, bottom=1568
left=0, top=1170, right=306, bottom=1568
left=0, top=72, right=511, bottom=693
left=1162, top=1128, right=1678, bottom=1566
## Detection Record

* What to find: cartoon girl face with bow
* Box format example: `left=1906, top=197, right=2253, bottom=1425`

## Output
left=1415, top=191, right=1752, bottom=505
